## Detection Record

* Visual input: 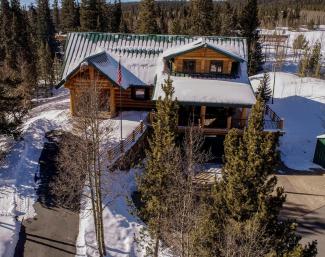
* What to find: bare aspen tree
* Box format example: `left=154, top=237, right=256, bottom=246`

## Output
left=52, top=71, right=114, bottom=257
left=161, top=126, right=210, bottom=257
left=219, top=218, right=272, bottom=257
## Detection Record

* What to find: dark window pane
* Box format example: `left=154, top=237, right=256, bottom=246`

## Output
left=133, top=88, right=146, bottom=100
left=183, top=60, right=196, bottom=73
left=98, top=89, right=110, bottom=112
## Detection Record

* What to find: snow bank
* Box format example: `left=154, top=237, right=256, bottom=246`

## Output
left=0, top=88, right=72, bottom=257
left=250, top=72, right=325, bottom=170
left=76, top=170, right=146, bottom=257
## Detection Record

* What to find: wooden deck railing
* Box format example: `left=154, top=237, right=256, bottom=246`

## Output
left=264, top=105, right=284, bottom=130
left=107, top=120, right=146, bottom=161
left=149, top=105, right=284, bottom=135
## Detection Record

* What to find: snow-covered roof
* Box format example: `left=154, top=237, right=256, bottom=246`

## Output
left=162, top=38, right=246, bottom=63
left=64, top=51, right=147, bottom=89
left=153, top=76, right=256, bottom=107
left=60, top=32, right=248, bottom=86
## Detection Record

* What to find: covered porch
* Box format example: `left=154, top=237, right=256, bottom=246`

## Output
left=149, top=104, right=284, bottom=136
left=178, top=105, right=249, bottom=135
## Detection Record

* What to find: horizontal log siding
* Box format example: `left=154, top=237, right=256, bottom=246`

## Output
left=66, top=69, right=155, bottom=115
left=114, top=87, right=155, bottom=110
left=173, top=47, right=234, bottom=74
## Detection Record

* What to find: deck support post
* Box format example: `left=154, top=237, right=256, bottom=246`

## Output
left=227, top=116, right=232, bottom=130
left=240, top=107, right=247, bottom=127
left=279, top=118, right=284, bottom=130
left=200, top=106, right=206, bottom=128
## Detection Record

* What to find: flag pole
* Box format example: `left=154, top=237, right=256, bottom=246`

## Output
left=119, top=56, right=123, bottom=143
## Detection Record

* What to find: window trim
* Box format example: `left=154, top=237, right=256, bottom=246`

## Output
left=131, top=87, right=149, bottom=101
left=210, top=60, right=224, bottom=74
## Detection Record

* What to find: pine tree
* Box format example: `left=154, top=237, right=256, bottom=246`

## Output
left=299, top=48, right=309, bottom=77
left=53, top=0, right=60, bottom=32
left=222, top=97, right=281, bottom=221
left=137, top=0, right=159, bottom=34
left=239, top=0, right=263, bottom=75
left=38, top=42, right=54, bottom=96
left=220, top=2, right=236, bottom=36
left=0, top=0, right=12, bottom=61
left=80, top=0, right=98, bottom=31
left=188, top=0, right=213, bottom=36
left=111, top=0, right=121, bottom=33
left=308, top=41, right=321, bottom=76
left=36, top=0, right=55, bottom=51
left=61, top=0, right=78, bottom=32
left=256, top=72, right=272, bottom=103
left=137, top=77, right=178, bottom=256
left=219, top=97, right=317, bottom=256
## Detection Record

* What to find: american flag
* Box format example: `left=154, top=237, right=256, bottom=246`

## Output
left=117, top=60, right=122, bottom=86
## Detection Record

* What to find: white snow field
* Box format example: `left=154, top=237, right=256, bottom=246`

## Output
left=250, top=72, right=325, bottom=171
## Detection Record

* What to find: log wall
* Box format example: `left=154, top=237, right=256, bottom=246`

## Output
left=65, top=67, right=155, bottom=117
left=172, top=47, right=234, bottom=74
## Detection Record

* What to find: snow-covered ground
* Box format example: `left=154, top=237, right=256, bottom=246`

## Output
left=0, top=88, right=147, bottom=257
left=76, top=169, right=144, bottom=257
left=251, top=72, right=325, bottom=170
left=0, top=89, right=71, bottom=257
left=261, top=27, right=325, bottom=52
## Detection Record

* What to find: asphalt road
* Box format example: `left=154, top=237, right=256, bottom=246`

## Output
left=15, top=202, right=79, bottom=257
left=277, top=171, right=325, bottom=257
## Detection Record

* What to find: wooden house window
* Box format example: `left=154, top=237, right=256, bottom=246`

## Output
left=132, top=88, right=149, bottom=100
left=183, top=60, right=196, bottom=73
left=98, top=89, right=110, bottom=112
left=210, top=61, right=223, bottom=73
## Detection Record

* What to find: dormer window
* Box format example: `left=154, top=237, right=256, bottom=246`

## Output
left=210, top=61, right=223, bottom=73
left=183, top=60, right=196, bottom=73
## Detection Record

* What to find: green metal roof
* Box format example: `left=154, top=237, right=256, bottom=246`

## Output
left=60, top=32, right=248, bottom=85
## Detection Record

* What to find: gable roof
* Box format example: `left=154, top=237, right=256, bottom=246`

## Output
left=60, top=51, right=146, bottom=89
left=162, top=38, right=246, bottom=63
left=60, top=32, right=248, bottom=86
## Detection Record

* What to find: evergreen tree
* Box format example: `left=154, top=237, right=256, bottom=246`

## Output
left=239, top=0, right=263, bottom=75
left=188, top=0, right=213, bottom=36
left=80, top=0, right=98, bottom=31
left=137, top=77, right=178, bottom=256
left=218, top=97, right=317, bottom=256
left=220, top=2, right=236, bottom=36
left=111, top=0, right=121, bottom=33
left=38, top=42, right=54, bottom=95
left=222, top=97, right=281, bottom=222
left=137, top=0, right=159, bottom=34
left=36, top=0, right=55, bottom=51
left=61, top=0, right=78, bottom=32
left=0, top=67, right=28, bottom=139
left=0, top=0, right=12, bottom=61
left=53, top=0, right=60, bottom=32
left=119, top=17, right=129, bottom=33
left=308, top=41, right=321, bottom=76
left=256, top=72, right=272, bottom=103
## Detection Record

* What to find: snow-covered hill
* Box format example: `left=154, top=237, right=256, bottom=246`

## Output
left=250, top=72, right=325, bottom=170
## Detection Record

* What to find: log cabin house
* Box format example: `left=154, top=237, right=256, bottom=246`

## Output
left=57, top=32, right=284, bottom=135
